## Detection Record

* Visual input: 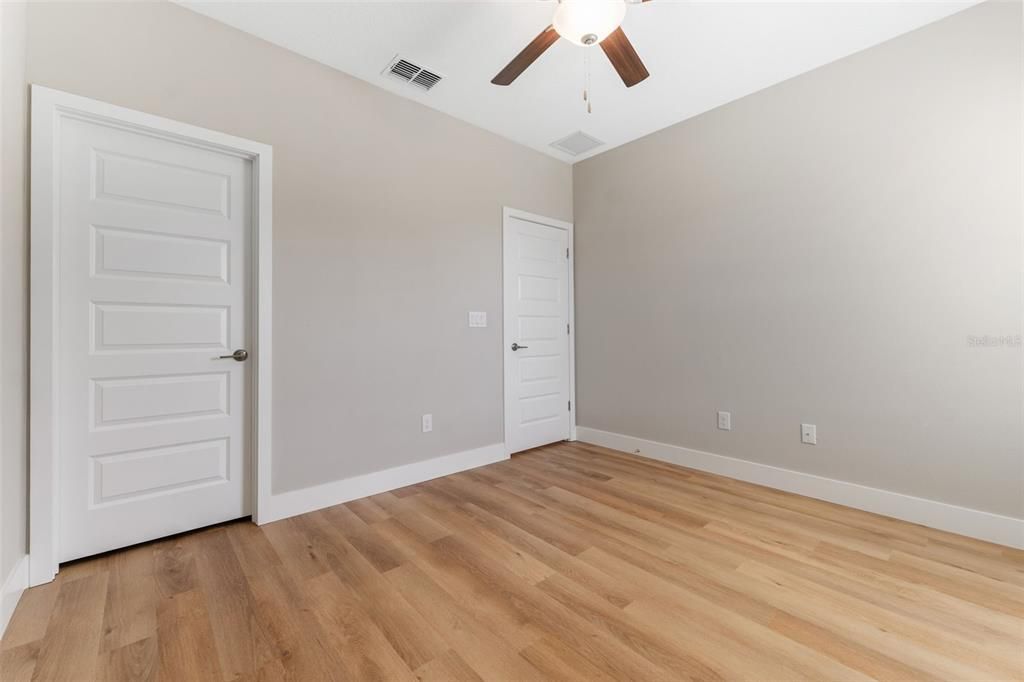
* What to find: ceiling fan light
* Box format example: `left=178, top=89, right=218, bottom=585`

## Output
left=553, top=0, right=627, bottom=47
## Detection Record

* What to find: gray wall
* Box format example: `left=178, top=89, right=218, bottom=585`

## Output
left=1, top=0, right=29, bottom=590
left=25, top=1, right=572, bottom=494
left=573, top=0, right=1023, bottom=519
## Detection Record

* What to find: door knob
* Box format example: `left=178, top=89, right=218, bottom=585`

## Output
left=511, top=343, right=528, bottom=351
left=218, top=349, right=249, bottom=362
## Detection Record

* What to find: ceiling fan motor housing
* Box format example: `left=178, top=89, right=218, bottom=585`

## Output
left=553, top=0, right=628, bottom=47
left=491, top=0, right=649, bottom=88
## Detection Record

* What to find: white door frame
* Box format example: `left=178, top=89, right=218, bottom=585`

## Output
left=29, top=85, right=273, bottom=586
left=502, top=206, right=576, bottom=455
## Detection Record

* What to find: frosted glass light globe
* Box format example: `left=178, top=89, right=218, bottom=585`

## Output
left=552, top=0, right=627, bottom=47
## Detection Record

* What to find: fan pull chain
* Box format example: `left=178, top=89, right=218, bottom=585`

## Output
left=583, top=50, right=593, bottom=114
left=582, top=50, right=588, bottom=106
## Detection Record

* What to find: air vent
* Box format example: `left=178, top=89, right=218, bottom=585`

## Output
left=411, top=70, right=441, bottom=90
left=384, top=56, right=443, bottom=92
left=550, top=131, right=605, bottom=157
left=389, top=59, right=419, bottom=82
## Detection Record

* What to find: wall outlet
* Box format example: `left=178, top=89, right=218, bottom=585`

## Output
left=717, top=411, right=732, bottom=431
left=801, top=423, right=817, bottom=445
left=422, top=414, right=433, bottom=433
left=468, top=311, right=487, bottom=328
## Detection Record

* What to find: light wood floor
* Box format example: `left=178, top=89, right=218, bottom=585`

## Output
left=3, top=442, right=1022, bottom=681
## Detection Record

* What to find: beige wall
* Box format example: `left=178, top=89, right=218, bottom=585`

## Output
left=1, top=0, right=29, bottom=588
left=573, top=0, right=1023, bottom=519
left=25, top=1, right=572, bottom=494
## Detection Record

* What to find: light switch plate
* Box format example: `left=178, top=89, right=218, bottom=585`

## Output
left=801, top=423, right=817, bottom=445
left=468, top=311, right=487, bottom=328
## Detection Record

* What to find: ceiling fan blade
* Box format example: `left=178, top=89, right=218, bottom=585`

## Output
left=600, top=27, right=650, bottom=87
left=492, top=25, right=560, bottom=86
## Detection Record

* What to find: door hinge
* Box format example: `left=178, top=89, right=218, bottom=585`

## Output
left=566, top=248, right=569, bottom=259
left=567, top=323, right=570, bottom=335
left=568, top=401, right=572, bottom=411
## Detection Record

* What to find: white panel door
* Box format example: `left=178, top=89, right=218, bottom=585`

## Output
left=503, top=216, right=571, bottom=454
left=57, top=114, right=251, bottom=561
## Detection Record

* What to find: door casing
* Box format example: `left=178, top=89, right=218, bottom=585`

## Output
left=29, top=85, right=274, bottom=586
left=502, top=206, right=576, bottom=455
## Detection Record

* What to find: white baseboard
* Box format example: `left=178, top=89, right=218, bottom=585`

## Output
left=259, top=443, right=508, bottom=524
left=576, top=427, right=1024, bottom=550
left=1, top=555, right=29, bottom=640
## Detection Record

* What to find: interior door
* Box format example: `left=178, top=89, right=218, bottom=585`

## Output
left=503, top=215, right=572, bottom=454
left=57, top=113, right=251, bottom=562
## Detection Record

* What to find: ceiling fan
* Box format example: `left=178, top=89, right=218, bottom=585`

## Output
left=492, top=0, right=651, bottom=88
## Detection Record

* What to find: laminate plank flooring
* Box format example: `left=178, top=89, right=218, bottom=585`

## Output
left=3, top=441, right=1022, bottom=681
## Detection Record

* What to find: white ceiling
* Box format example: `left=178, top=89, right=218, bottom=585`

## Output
left=177, top=1, right=979, bottom=163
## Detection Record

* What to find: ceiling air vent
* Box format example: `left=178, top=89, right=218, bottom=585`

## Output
left=550, top=131, right=605, bottom=157
left=384, top=56, right=443, bottom=92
